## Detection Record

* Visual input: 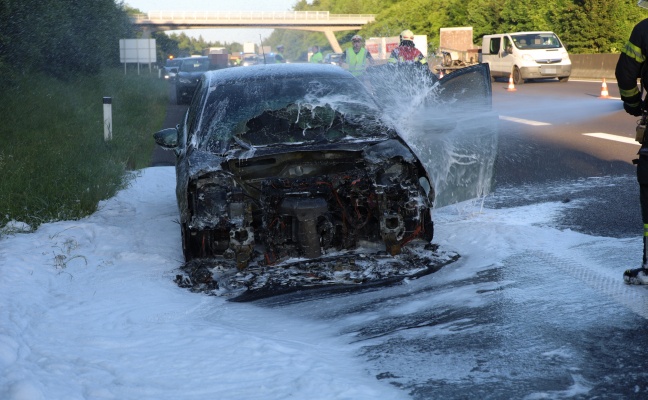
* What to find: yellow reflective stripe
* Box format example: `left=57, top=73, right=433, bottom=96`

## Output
left=620, top=86, right=641, bottom=98
left=622, top=41, right=645, bottom=64
left=644, top=224, right=648, bottom=236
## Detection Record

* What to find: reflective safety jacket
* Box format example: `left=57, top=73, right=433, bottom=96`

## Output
left=310, top=51, right=323, bottom=63
left=345, top=47, right=369, bottom=76
left=388, top=45, right=427, bottom=65
left=616, top=18, right=648, bottom=107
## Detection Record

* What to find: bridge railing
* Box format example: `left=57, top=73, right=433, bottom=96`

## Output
left=131, top=11, right=375, bottom=22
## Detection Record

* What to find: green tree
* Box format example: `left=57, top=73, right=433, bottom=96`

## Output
left=464, top=0, right=505, bottom=40
left=499, top=0, right=555, bottom=32
left=551, top=0, right=631, bottom=53
left=0, top=0, right=132, bottom=84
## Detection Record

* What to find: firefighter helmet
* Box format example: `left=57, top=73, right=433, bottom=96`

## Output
left=640, top=0, right=648, bottom=8
left=400, top=29, right=415, bottom=42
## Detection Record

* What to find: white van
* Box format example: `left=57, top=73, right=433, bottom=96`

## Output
left=481, top=31, right=571, bottom=84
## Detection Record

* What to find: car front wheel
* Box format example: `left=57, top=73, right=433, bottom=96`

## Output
left=181, top=223, right=196, bottom=261
left=512, top=66, right=524, bottom=85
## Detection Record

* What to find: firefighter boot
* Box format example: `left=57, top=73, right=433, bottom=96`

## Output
left=624, top=229, right=648, bottom=285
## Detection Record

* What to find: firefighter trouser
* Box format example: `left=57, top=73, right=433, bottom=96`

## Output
left=636, top=148, right=648, bottom=265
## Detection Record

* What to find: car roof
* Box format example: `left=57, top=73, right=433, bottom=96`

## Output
left=203, top=63, right=355, bottom=85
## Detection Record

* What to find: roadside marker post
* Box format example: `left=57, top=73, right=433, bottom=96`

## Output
left=103, top=97, right=112, bottom=141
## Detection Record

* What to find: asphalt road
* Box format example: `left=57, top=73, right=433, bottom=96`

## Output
left=490, top=78, right=640, bottom=239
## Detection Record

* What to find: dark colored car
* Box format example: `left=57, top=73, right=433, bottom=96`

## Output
left=155, top=63, right=444, bottom=296
left=162, top=57, right=184, bottom=81
left=175, top=57, right=211, bottom=105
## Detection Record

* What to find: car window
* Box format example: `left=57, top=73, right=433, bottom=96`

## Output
left=196, top=76, right=392, bottom=152
left=489, top=38, right=500, bottom=54
left=180, top=58, right=210, bottom=72
left=511, top=33, right=562, bottom=49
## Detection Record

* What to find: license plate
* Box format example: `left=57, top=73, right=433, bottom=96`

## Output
left=542, top=67, right=556, bottom=74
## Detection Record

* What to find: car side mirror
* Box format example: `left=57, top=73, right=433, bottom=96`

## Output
left=154, top=127, right=179, bottom=149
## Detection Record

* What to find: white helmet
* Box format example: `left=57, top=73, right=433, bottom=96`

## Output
left=640, top=0, right=648, bottom=8
left=400, top=29, right=414, bottom=42
left=351, top=34, right=363, bottom=42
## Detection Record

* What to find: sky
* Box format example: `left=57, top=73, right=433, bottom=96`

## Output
left=2, top=166, right=643, bottom=399
left=124, top=0, right=300, bottom=44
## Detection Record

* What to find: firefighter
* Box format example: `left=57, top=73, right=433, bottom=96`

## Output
left=340, top=35, right=373, bottom=77
left=388, top=29, right=428, bottom=66
left=618, top=1, right=648, bottom=284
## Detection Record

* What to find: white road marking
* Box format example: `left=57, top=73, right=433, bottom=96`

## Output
left=499, top=115, right=551, bottom=126
left=583, top=132, right=639, bottom=145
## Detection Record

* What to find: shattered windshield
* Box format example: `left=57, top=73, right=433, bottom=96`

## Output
left=196, top=76, right=393, bottom=152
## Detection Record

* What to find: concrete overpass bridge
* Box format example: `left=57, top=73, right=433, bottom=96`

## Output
left=130, top=11, right=376, bottom=53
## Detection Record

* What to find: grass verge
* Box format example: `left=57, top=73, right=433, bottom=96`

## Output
left=0, top=68, right=168, bottom=233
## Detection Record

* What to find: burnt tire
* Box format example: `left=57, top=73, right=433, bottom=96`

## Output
left=181, top=223, right=197, bottom=261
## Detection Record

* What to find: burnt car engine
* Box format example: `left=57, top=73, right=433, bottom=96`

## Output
left=182, top=144, right=434, bottom=270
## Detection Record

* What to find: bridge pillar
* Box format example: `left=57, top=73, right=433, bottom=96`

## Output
left=141, top=27, right=152, bottom=38
left=324, top=30, right=343, bottom=53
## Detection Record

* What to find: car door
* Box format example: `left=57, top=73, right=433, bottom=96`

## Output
left=416, top=64, right=498, bottom=206
left=499, top=35, right=515, bottom=77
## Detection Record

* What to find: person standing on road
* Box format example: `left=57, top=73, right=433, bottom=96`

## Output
left=388, top=29, right=428, bottom=66
left=341, top=35, right=373, bottom=77
left=275, top=45, right=286, bottom=63
left=617, top=1, right=648, bottom=284
left=310, top=45, right=323, bottom=63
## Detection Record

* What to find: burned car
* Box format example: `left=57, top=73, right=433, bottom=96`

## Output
left=155, top=63, right=470, bottom=299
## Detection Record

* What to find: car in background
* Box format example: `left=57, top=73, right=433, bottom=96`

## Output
left=323, top=52, right=343, bottom=65
left=175, top=56, right=211, bottom=104
left=162, top=57, right=184, bottom=81
left=241, top=54, right=262, bottom=66
left=154, top=63, right=440, bottom=297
